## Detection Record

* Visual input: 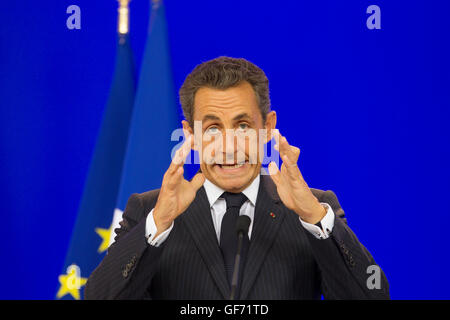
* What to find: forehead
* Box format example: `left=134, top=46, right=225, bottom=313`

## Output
left=193, top=81, right=260, bottom=120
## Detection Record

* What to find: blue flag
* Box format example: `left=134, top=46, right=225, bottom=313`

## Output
left=111, top=0, right=180, bottom=240
left=56, top=33, right=135, bottom=300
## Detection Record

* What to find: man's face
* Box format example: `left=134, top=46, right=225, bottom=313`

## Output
left=183, top=81, right=276, bottom=193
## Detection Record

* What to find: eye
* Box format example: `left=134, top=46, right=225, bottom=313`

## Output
left=237, top=123, right=249, bottom=132
left=205, top=126, right=220, bottom=135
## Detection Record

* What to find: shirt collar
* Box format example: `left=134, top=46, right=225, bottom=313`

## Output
left=203, top=174, right=260, bottom=208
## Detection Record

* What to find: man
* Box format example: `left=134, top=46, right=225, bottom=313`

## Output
left=85, top=56, right=389, bottom=300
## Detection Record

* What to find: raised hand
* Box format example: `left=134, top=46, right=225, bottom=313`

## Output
left=268, top=130, right=326, bottom=224
left=153, top=133, right=205, bottom=237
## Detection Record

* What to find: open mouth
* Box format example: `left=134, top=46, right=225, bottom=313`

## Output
left=213, top=161, right=249, bottom=172
left=219, top=163, right=245, bottom=169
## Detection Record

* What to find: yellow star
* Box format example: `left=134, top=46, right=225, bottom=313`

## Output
left=56, top=264, right=87, bottom=300
left=95, top=223, right=113, bottom=253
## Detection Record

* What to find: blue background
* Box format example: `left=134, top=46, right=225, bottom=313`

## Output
left=1, top=0, right=449, bottom=299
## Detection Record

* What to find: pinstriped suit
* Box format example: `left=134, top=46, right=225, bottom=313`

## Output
left=85, top=174, right=389, bottom=299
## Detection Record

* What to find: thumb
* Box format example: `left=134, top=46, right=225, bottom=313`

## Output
left=268, top=161, right=281, bottom=186
left=190, top=172, right=205, bottom=191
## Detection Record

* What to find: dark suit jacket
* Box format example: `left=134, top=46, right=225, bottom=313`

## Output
left=85, top=174, right=389, bottom=299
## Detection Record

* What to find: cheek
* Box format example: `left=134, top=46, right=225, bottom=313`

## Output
left=200, top=136, right=223, bottom=164
left=236, top=134, right=260, bottom=164
left=201, top=140, right=215, bottom=164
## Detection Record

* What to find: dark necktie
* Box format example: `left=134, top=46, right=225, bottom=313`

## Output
left=220, top=192, right=249, bottom=293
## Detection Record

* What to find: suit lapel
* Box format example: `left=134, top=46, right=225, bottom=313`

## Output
left=182, top=173, right=285, bottom=300
left=182, top=186, right=230, bottom=299
left=240, top=174, right=286, bottom=300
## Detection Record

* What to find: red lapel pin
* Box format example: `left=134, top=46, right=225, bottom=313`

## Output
left=270, top=212, right=276, bottom=218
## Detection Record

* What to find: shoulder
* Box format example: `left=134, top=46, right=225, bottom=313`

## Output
left=133, top=189, right=161, bottom=213
left=121, top=189, right=161, bottom=222
left=310, top=188, right=345, bottom=219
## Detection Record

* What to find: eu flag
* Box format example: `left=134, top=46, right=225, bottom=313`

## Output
left=110, top=0, right=180, bottom=239
left=56, top=31, right=135, bottom=299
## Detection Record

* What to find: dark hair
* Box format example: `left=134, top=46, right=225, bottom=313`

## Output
left=179, top=56, right=271, bottom=126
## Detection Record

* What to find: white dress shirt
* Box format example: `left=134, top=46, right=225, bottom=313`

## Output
left=145, top=175, right=335, bottom=247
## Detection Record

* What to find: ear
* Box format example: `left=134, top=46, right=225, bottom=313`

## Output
left=264, top=111, right=277, bottom=143
left=182, top=120, right=196, bottom=151
left=182, top=120, right=193, bottom=135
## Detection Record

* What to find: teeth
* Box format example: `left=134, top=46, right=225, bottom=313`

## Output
left=221, top=163, right=244, bottom=169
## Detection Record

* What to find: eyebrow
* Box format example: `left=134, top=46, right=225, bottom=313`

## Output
left=202, top=113, right=252, bottom=123
left=232, top=113, right=252, bottom=122
left=202, top=114, right=221, bottom=122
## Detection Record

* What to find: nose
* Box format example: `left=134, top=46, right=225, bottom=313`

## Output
left=223, top=129, right=237, bottom=164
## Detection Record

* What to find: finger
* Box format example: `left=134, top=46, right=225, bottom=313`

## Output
left=278, top=135, right=302, bottom=164
left=167, top=148, right=184, bottom=175
left=273, top=132, right=298, bottom=172
left=190, top=172, right=205, bottom=191
left=183, top=129, right=194, bottom=146
left=182, top=126, right=193, bottom=149
left=278, top=135, right=291, bottom=157
left=272, top=129, right=281, bottom=151
left=167, top=135, right=192, bottom=174
left=167, top=166, right=184, bottom=188
left=280, top=152, right=303, bottom=180
left=182, top=126, right=190, bottom=141
left=180, top=135, right=192, bottom=163
left=289, top=145, right=301, bottom=163
left=268, top=161, right=281, bottom=186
